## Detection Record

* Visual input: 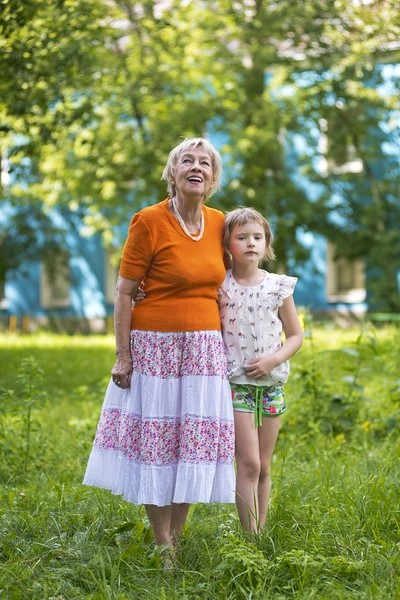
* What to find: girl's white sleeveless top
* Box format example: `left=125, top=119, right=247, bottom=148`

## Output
left=218, top=269, right=297, bottom=387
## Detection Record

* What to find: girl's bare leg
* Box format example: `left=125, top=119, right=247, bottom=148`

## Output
left=257, top=416, right=281, bottom=530
left=234, top=411, right=261, bottom=532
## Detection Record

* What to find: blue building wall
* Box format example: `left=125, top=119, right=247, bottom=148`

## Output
left=3, top=228, right=114, bottom=319
left=0, top=226, right=359, bottom=320
left=2, top=64, right=399, bottom=321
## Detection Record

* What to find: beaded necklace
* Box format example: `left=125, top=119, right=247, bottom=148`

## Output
left=171, top=197, right=204, bottom=241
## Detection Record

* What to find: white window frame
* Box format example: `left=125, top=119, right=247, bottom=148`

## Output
left=40, top=251, right=71, bottom=309
left=318, top=124, right=363, bottom=177
left=0, top=280, right=8, bottom=309
left=105, top=247, right=120, bottom=304
left=326, top=242, right=366, bottom=303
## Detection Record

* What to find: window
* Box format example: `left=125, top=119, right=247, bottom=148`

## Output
left=328, top=143, right=363, bottom=175
left=105, top=247, right=120, bottom=304
left=318, top=121, right=363, bottom=177
left=0, top=280, right=7, bottom=309
left=326, top=242, right=366, bottom=303
left=40, top=251, right=70, bottom=308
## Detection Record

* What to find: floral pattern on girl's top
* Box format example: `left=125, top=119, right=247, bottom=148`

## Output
left=130, top=330, right=228, bottom=379
left=94, top=408, right=235, bottom=466
left=218, top=269, right=297, bottom=387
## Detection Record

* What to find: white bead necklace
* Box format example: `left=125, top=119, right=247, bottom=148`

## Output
left=171, top=197, right=204, bottom=241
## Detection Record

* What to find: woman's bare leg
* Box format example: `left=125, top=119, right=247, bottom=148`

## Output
left=145, top=503, right=190, bottom=545
left=145, top=504, right=174, bottom=547
left=171, top=503, right=190, bottom=544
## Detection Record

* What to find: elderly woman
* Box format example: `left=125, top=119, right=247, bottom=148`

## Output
left=83, top=138, right=235, bottom=556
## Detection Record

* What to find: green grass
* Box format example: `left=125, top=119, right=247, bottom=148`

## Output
left=0, top=324, right=399, bottom=599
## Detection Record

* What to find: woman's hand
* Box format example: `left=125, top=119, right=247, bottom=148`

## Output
left=111, top=354, right=132, bottom=389
left=112, top=275, right=142, bottom=390
left=245, top=355, right=278, bottom=380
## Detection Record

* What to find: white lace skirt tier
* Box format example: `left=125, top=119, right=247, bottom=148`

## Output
left=83, top=330, right=236, bottom=506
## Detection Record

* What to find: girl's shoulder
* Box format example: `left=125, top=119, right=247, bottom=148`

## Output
left=263, top=272, right=298, bottom=303
left=221, top=270, right=297, bottom=292
left=218, top=269, right=234, bottom=297
left=221, top=268, right=233, bottom=284
left=264, top=271, right=297, bottom=285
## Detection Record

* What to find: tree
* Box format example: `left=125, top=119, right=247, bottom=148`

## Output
left=207, top=0, right=400, bottom=308
left=206, top=0, right=400, bottom=300
left=1, top=0, right=232, bottom=231
left=1, top=0, right=399, bottom=309
left=0, top=205, right=68, bottom=287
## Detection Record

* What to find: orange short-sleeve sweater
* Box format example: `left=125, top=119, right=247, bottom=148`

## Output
left=119, top=198, right=226, bottom=332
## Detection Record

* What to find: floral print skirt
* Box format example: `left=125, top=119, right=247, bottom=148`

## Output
left=83, top=330, right=235, bottom=507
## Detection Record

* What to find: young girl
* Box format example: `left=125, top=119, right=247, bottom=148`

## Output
left=219, top=208, right=303, bottom=533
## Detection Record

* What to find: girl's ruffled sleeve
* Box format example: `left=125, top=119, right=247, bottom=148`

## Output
left=276, top=275, right=298, bottom=307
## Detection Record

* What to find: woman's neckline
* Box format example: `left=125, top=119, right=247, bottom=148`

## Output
left=231, top=269, right=267, bottom=288
left=171, top=196, right=204, bottom=241
left=164, top=197, right=206, bottom=241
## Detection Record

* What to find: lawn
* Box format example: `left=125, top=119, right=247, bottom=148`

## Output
left=0, top=323, right=399, bottom=599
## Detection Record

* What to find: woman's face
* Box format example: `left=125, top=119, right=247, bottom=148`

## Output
left=171, top=145, right=215, bottom=199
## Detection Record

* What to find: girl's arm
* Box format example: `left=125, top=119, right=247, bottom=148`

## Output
left=111, top=275, right=141, bottom=389
left=245, top=295, right=303, bottom=380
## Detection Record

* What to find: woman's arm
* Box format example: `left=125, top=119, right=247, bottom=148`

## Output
left=245, top=295, right=303, bottom=380
left=111, top=275, right=141, bottom=389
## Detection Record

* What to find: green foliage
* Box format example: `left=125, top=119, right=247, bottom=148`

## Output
left=214, top=533, right=270, bottom=594
left=0, top=355, right=48, bottom=474
left=289, top=321, right=383, bottom=438
left=17, top=356, right=48, bottom=471
left=1, top=1, right=399, bottom=307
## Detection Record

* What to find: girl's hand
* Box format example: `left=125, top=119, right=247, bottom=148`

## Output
left=245, top=355, right=278, bottom=380
left=111, top=354, right=132, bottom=389
left=245, top=296, right=303, bottom=381
left=132, top=284, right=146, bottom=304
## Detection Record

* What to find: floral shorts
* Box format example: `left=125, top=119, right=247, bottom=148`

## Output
left=231, top=383, right=286, bottom=418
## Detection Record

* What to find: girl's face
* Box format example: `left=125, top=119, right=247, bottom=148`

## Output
left=228, top=221, right=266, bottom=266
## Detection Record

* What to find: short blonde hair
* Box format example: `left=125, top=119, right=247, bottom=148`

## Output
left=223, top=207, right=276, bottom=261
left=161, top=137, right=222, bottom=200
